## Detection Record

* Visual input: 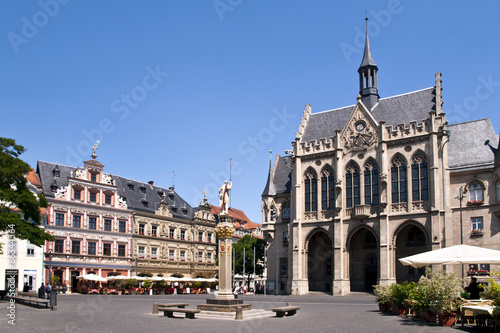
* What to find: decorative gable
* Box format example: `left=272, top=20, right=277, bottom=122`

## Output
left=341, top=99, right=379, bottom=153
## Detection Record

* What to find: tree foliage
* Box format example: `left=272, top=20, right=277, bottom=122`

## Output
left=233, top=235, right=265, bottom=285
left=0, top=137, right=53, bottom=246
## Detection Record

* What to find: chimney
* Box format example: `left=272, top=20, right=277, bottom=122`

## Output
left=148, top=181, right=154, bottom=188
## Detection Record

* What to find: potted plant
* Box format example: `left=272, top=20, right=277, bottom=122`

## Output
left=143, top=278, right=152, bottom=295
left=373, top=284, right=392, bottom=312
left=127, top=278, right=138, bottom=295
left=418, top=269, right=464, bottom=326
left=389, top=282, right=415, bottom=315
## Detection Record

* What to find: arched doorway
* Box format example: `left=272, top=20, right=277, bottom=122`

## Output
left=307, top=230, right=333, bottom=292
left=349, top=227, right=378, bottom=292
left=395, top=223, right=429, bottom=283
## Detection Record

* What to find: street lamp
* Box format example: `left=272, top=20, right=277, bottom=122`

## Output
left=458, top=186, right=467, bottom=245
left=48, top=250, right=52, bottom=284
left=458, top=186, right=467, bottom=280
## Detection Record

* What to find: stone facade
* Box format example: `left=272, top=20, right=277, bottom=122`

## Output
left=38, top=156, right=134, bottom=291
left=38, top=152, right=218, bottom=290
left=262, top=28, right=500, bottom=296
left=132, top=197, right=217, bottom=278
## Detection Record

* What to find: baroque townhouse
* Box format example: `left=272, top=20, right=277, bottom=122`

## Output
left=38, top=152, right=218, bottom=288
left=38, top=153, right=133, bottom=291
left=119, top=179, right=217, bottom=279
left=262, top=27, right=500, bottom=296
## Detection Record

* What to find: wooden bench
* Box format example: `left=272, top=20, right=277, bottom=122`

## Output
left=152, top=302, right=189, bottom=314
left=162, top=308, right=200, bottom=319
left=271, top=303, right=301, bottom=317
left=9, top=291, right=51, bottom=309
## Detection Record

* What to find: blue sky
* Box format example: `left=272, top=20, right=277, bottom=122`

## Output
left=1, top=1, right=499, bottom=223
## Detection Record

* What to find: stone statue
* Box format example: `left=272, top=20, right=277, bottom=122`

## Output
left=92, top=142, right=98, bottom=155
left=218, top=180, right=232, bottom=215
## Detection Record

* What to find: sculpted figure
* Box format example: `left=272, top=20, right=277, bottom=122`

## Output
left=218, top=180, right=232, bottom=214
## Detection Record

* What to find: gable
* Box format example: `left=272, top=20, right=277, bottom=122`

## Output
left=340, top=100, right=379, bottom=153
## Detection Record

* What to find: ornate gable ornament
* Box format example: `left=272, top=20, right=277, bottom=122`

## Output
left=155, top=194, right=173, bottom=217
left=341, top=102, right=378, bottom=153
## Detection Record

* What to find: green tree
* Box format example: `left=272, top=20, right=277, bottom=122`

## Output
left=0, top=137, right=53, bottom=248
left=233, top=235, right=265, bottom=289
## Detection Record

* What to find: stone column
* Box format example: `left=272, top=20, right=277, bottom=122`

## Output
left=215, top=216, right=235, bottom=300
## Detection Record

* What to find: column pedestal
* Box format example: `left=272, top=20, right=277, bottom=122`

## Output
left=197, top=215, right=252, bottom=312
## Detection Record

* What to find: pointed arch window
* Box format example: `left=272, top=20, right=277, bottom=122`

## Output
left=391, top=156, right=407, bottom=203
left=305, top=169, right=317, bottom=212
left=411, top=153, right=428, bottom=201
left=321, top=167, right=335, bottom=210
left=346, top=162, right=360, bottom=208
left=364, top=161, right=379, bottom=206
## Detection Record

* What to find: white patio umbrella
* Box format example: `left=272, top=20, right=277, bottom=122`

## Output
left=76, top=274, right=107, bottom=282
left=399, top=244, right=500, bottom=268
left=106, top=275, right=129, bottom=281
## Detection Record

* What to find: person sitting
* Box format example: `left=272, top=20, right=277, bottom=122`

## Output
left=465, top=277, right=484, bottom=299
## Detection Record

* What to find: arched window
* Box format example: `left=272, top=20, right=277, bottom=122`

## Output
left=364, top=160, right=379, bottom=206
left=411, top=153, right=428, bottom=201
left=263, top=205, right=269, bottom=222
left=305, top=169, right=317, bottom=212
left=346, top=162, right=360, bottom=208
left=391, top=156, right=407, bottom=203
left=469, top=181, right=484, bottom=202
left=321, top=167, right=335, bottom=210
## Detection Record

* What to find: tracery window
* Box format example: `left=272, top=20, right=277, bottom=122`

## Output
left=304, top=169, right=318, bottom=212
left=321, top=167, right=335, bottom=210
left=411, top=153, right=428, bottom=201
left=346, top=162, right=360, bottom=208
left=391, top=156, right=407, bottom=203
left=364, top=160, right=379, bottom=206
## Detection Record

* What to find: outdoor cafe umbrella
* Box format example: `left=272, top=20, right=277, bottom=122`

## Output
left=399, top=244, right=500, bottom=268
left=76, top=274, right=107, bottom=282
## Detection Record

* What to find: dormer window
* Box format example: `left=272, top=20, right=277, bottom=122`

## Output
left=168, top=194, right=174, bottom=200
left=142, top=201, right=148, bottom=208
left=157, top=191, right=164, bottom=198
left=52, top=167, right=60, bottom=177
left=140, top=187, right=146, bottom=194
left=181, top=209, right=187, bottom=215
left=127, top=184, right=134, bottom=191
left=51, top=185, right=58, bottom=192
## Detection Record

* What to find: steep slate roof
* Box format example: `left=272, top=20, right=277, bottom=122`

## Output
left=447, top=119, right=498, bottom=170
left=113, top=176, right=194, bottom=220
left=262, top=155, right=292, bottom=196
left=301, top=87, right=436, bottom=143
left=37, top=160, right=194, bottom=220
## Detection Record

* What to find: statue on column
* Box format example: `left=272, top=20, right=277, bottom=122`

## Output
left=218, top=180, right=232, bottom=215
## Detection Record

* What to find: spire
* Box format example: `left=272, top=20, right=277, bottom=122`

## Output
left=262, top=151, right=276, bottom=197
left=358, top=17, right=379, bottom=110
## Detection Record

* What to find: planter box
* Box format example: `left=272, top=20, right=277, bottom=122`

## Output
left=391, top=305, right=406, bottom=316
left=378, top=303, right=390, bottom=312
left=417, top=310, right=436, bottom=322
left=437, top=313, right=456, bottom=326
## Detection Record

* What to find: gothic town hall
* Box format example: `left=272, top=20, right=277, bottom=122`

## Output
left=262, top=28, right=500, bottom=296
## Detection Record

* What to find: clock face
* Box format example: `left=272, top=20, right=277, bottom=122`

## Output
left=355, top=121, right=366, bottom=132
